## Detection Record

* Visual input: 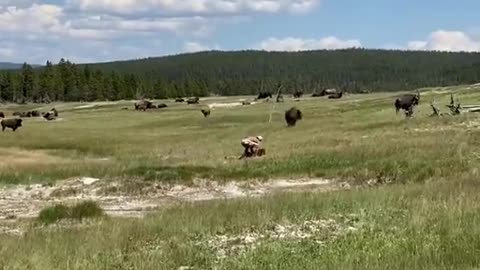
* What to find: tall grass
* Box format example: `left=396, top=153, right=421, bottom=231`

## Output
left=2, top=88, right=480, bottom=185
left=1, top=178, right=480, bottom=269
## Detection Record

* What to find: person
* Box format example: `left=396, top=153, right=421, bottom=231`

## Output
left=239, top=135, right=263, bottom=159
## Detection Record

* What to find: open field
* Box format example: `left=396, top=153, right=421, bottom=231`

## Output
left=1, top=85, right=480, bottom=185
left=2, top=85, right=480, bottom=269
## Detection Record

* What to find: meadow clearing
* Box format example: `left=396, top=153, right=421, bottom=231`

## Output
left=1, top=85, right=480, bottom=269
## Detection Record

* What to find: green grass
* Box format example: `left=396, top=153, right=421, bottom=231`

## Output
left=37, top=201, right=104, bottom=225
left=2, top=86, right=480, bottom=269
left=1, top=178, right=480, bottom=269
left=1, top=87, right=480, bottom=185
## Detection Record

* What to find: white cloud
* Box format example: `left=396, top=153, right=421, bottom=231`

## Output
left=183, top=41, right=220, bottom=53
left=68, top=0, right=319, bottom=16
left=0, top=4, right=63, bottom=33
left=0, top=47, right=14, bottom=57
left=0, top=0, right=34, bottom=8
left=258, top=36, right=362, bottom=51
left=407, top=30, right=480, bottom=52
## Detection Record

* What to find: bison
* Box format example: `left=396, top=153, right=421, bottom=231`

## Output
left=50, top=108, right=59, bottom=117
left=31, top=110, right=40, bottom=117
left=239, top=147, right=266, bottom=159
left=321, top=89, right=337, bottom=96
left=43, top=111, right=57, bottom=121
left=201, top=108, right=211, bottom=117
left=175, top=98, right=185, bottom=103
left=285, top=107, right=303, bottom=127
left=0, top=112, right=4, bottom=118
left=395, top=91, right=420, bottom=117
left=293, top=91, right=303, bottom=98
left=328, top=92, right=343, bottom=99
left=256, top=92, right=273, bottom=100
left=187, top=97, right=200, bottom=104
left=135, top=100, right=155, bottom=111
left=1, top=118, right=23, bottom=132
left=157, top=103, right=168, bottom=109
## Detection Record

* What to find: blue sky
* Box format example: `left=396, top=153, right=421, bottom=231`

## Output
left=1, top=0, right=480, bottom=64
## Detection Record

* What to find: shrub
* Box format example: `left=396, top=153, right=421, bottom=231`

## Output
left=37, top=200, right=104, bottom=225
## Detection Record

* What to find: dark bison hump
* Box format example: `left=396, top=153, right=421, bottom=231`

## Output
left=285, top=107, right=302, bottom=126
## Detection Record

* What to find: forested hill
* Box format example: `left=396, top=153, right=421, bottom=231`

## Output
left=1, top=49, right=480, bottom=103
left=0, top=62, right=41, bottom=70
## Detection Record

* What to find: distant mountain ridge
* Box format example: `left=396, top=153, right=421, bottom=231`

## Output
left=0, top=62, right=42, bottom=70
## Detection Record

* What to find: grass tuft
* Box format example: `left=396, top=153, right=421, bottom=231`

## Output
left=37, top=201, right=104, bottom=225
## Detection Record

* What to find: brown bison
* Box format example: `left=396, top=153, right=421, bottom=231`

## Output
left=187, top=97, right=200, bottom=104
left=201, top=108, right=211, bottom=117
left=328, top=92, right=343, bottom=99
left=50, top=108, right=59, bottom=117
left=0, top=112, right=4, bottom=118
left=157, top=103, right=168, bottom=109
left=175, top=98, right=185, bottom=103
left=285, top=107, right=303, bottom=127
left=395, top=91, right=420, bottom=117
left=43, top=111, right=57, bottom=121
left=293, top=91, right=303, bottom=98
left=1, top=118, right=23, bottom=132
left=135, top=100, right=154, bottom=111
left=256, top=92, right=273, bottom=100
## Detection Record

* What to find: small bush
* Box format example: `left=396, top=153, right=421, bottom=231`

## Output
left=70, top=201, right=104, bottom=221
left=37, top=204, right=70, bottom=225
left=37, top=201, right=104, bottom=225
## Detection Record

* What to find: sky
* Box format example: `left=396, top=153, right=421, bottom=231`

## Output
left=1, top=0, right=480, bottom=64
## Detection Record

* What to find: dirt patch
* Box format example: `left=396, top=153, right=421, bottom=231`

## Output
left=74, top=101, right=120, bottom=109
left=0, top=177, right=347, bottom=234
left=200, top=215, right=361, bottom=261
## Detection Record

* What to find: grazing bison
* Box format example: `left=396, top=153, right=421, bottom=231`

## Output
left=50, top=108, right=59, bottom=117
left=1, top=118, right=23, bottom=132
left=285, top=107, right=303, bottom=127
left=201, top=108, right=211, bottom=117
left=395, top=91, right=420, bottom=117
left=321, top=89, right=337, bottom=96
left=187, top=97, right=200, bottom=104
left=293, top=91, right=303, bottom=98
left=175, top=98, right=185, bottom=103
left=30, top=110, right=40, bottom=117
left=328, top=92, right=343, bottom=99
left=43, top=111, right=57, bottom=121
left=242, top=101, right=251, bottom=106
left=157, top=103, right=168, bottom=109
left=135, top=100, right=154, bottom=111
left=256, top=92, right=273, bottom=100
left=0, top=112, right=4, bottom=118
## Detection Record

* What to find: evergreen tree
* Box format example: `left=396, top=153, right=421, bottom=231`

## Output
left=19, top=63, right=35, bottom=103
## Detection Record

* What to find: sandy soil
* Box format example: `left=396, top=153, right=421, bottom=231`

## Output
left=0, top=177, right=347, bottom=225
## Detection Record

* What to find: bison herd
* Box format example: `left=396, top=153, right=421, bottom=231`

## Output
left=0, top=107, right=59, bottom=132
left=0, top=88, right=432, bottom=135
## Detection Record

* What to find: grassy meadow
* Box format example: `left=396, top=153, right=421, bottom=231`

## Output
left=1, top=85, right=480, bottom=185
left=2, top=85, right=480, bottom=269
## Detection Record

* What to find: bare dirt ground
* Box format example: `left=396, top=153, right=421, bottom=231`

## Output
left=0, top=177, right=350, bottom=235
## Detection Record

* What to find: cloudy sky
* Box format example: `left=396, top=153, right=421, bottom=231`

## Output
left=1, top=0, right=480, bottom=64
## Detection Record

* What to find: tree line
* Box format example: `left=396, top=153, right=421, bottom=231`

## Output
left=1, top=48, right=480, bottom=103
